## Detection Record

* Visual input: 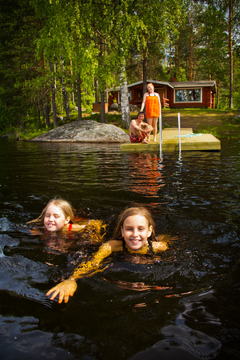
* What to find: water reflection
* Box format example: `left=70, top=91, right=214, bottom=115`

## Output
left=129, top=153, right=165, bottom=196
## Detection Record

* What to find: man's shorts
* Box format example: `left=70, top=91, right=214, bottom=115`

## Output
left=130, top=133, right=143, bottom=143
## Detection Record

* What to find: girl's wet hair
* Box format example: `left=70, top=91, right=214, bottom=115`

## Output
left=112, top=207, right=156, bottom=242
left=27, top=197, right=76, bottom=224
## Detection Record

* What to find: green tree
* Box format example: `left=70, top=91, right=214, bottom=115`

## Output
left=197, top=0, right=240, bottom=108
left=132, top=0, right=185, bottom=93
left=0, top=0, right=40, bottom=130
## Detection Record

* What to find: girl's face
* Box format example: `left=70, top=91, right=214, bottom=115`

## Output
left=121, top=214, right=152, bottom=251
left=147, top=84, right=154, bottom=93
left=44, top=204, right=69, bottom=232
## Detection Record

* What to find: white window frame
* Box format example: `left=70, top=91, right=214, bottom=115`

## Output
left=174, top=88, right=202, bottom=103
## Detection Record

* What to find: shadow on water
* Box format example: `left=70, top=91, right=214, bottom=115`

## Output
left=0, top=138, right=240, bottom=359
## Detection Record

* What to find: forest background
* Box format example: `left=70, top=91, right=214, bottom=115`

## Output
left=0, top=0, right=239, bottom=138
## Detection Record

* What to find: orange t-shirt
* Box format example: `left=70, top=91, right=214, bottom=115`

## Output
left=145, top=95, right=160, bottom=118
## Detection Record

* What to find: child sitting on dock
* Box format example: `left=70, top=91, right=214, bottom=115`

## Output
left=46, top=206, right=168, bottom=303
left=28, top=197, right=103, bottom=234
left=129, top=112, right=153, bottom=144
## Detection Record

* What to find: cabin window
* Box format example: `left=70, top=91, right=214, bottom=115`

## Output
left=189, top=89, right=201, bottom=101
left=175, top=88, right=201, bottom=103
left=175, top=90, right=187, bottom=102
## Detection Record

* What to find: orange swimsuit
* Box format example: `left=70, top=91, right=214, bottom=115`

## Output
left=145, top=94, right=160, bottom=118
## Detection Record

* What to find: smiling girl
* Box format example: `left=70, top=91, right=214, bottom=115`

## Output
left=46, top=207, right=168, bottom=303
left=28, top=198, right=94, bottom=233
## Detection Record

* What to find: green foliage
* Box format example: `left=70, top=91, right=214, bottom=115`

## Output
left=0, top=0, right=240, bottom=133
left=0, top=100, right=12, bottom=132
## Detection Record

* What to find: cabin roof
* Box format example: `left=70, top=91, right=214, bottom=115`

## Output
left=107, top=80, right=216, bottom=93
left=169, top=81, right=216, bottom=93
left=127, top=80, right=174, bottom=89
left=106, top=79, right=174, bottom=92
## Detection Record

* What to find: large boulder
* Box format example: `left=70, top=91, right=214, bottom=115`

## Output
left=109, top=103, right=120, bottom=111
left=30, top=120, right=129, bottom=143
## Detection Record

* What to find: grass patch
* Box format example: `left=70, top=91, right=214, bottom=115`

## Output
left=1, top=108, right=239, bottom=140
left=162, top=108, right=240, bottom=139
left=195, top=124, right=240, bottom=139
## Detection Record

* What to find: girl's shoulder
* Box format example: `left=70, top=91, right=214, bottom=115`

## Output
left=146, top=92, right=158, bottom=97
left=68, top=223, right=86, bottom=232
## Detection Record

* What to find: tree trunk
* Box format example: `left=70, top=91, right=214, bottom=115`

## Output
left=229, top=0, right=233, bottom=109
left=51, top=82, right=57, bottom=128
left=190, top=2, right=193, bottom=81
left=95, top=79, right=99, bottom=103
left=37, top=108, right=41, bottom=127
left=143, top=53, right=147, bottom=95
left=138, top=57, right=141, bottom=80
left=49, top=61, right=57, bottom=128
left=77, top=74, right=82, bottom=121
left=61, top=57, right=71, bottom=118
left=175, top=44, right=178, bottom=78
left=100, top=91, right=106, bottom=123
left=169, top=41, right=172, bottom=80
left=70, top=60, right=75, bottom=104
left=193, top=51, right=196, bottom=80
left=44, top=102, right=50, bottom=128
left=119, top=62, right=131, bottom=129
left=178, top=40, right=180, bottom=78
left=217, top=79, right=220, bottom=109
left=154, top=56, right=157, bottom=79
left=37, top=96, right=41, bottom=127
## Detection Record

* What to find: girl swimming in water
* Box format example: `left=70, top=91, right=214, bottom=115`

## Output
left=46, top=206, right=168, bottom=303
left=28, top=197, right=94, bottom=233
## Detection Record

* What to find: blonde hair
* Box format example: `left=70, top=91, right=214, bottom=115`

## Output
left=112, top=207, right=156, bottom=241
left=27, top=197, right=76, bottom=224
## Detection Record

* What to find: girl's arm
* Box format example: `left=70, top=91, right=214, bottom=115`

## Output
left=152, top=241, right=168, bottom=252
left=157, top=93, right=161, bottom=114
left=140, top=93, right=147, bottom=112
left=65, top=219, right=99, bottom=232
left=46, top=240, right=122, bottom=303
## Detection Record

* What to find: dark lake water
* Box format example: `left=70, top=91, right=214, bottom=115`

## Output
left=0, top=138, right=240, bottom=360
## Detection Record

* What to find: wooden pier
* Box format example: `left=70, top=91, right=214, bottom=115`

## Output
left=120, top=128, right=221, bottom=152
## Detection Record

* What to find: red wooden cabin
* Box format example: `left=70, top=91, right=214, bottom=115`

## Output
left=107, top=79, right=216, bottom=110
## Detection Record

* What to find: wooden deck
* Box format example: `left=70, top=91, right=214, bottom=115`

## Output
left=120, top=128, right=221, bottom=152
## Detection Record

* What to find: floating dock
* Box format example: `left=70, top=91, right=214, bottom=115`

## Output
left=120, top=128, right=221, bottom=152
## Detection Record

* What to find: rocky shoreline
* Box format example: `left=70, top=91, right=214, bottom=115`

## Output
left=30, top=120, right=129, bottom=143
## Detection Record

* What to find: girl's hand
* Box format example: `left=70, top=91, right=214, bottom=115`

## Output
left=46, top=279, right=77, bottom=303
